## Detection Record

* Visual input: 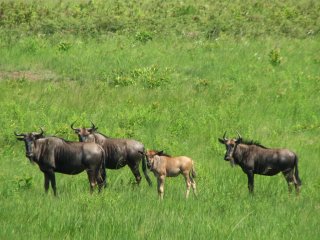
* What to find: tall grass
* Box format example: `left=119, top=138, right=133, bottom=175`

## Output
left=1, top=0, right=320, bottom=239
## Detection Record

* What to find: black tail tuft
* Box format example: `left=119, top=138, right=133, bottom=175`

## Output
left=141, top=150, right=152, bottom=186
left=294, top=155, right=302, bottom=186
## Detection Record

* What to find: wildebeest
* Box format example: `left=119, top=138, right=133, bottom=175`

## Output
left=218, top=132, right=301, bottom=194
left=15, top=128, right=106, bottom=195
left=71, top=122, right=152, bottom=186
left=143, top=150, right=197, bottom=199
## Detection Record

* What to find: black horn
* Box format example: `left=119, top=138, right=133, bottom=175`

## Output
left=236, top=131, right=242, bottom=140
left=33, top=127, right=45, bottom=138
left=223, top=131, right=228, bottom=140
left=38, top=127, right=44, bottom=136
left=90, top=121, right=98, bottom=131
left=70, top=121, right=78, bottom=131
left=14, top=131, right=25, bottom=137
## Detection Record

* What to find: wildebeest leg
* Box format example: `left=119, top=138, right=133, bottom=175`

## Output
left=293, top=175, right=301, bottom=195
left=128, top=164, right=142, bottom=185
left=282, top=170, right=294, bottom=193
left=247, top=171, right=254, bottom=193
left=157, top=176, right=165, bottom=200
left=44, top=173, right=50, bottom=194
left=47, top=170, right=57, bottom=196
left=86, top=170, right=97, bottom=194
left=97, top=167, right=106, bottom=192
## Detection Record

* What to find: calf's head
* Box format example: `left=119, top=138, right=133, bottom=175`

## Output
left=145, top=150, right=163, bottom=169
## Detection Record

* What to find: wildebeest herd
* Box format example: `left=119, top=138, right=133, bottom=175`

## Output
left=14, top=123, right=302, bottom=199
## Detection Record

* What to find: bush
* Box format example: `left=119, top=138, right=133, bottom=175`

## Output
left=106, top=66, right=173, bottom=88
left=269, top=48, right=282, bottom=66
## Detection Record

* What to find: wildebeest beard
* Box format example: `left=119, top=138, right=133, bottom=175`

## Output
left=230, top=159, right=236, bottom=167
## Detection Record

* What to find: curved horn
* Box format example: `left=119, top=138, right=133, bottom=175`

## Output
left=38, top=127, right=44, bottom=136
left=34, top=127, right=44, bottom=137
left=70, top=121, right=78, bottom=130
left=223, top=131, right=227, bottom=140
left=90, top=121, right=97, bottom=130
left=236, top=131, right=242, bottom=140
left=14, top=131, right=25, bottom=137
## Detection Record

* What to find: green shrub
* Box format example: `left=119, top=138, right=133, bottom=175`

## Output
left=269, top=48, right=282, bottom=66
left=134, top=31, right=153, bottom=43
left=58, top=41, right=72, bottom=52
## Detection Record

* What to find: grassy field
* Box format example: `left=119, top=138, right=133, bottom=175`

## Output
left=1, top=1, right=320, bottom=239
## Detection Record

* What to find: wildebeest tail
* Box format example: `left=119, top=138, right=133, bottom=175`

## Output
left=294, top=155, right=302, bottom=186
left=98, top=148, right=106, bottom=187
left=139, top=150, right=152, bottom=186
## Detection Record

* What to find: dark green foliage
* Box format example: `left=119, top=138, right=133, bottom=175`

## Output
left=58, top=41, right=72, bottom=52
left=269, top=48, right=282, bottom=66
left=0, top=0, right=319, bottom=39
left=135, top=31, right=153, bottom=43
left=106, top=66, right=172, bottom=88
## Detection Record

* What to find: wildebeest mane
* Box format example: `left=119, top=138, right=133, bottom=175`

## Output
left=49, top=136, right=88, bottom=145
left=154, top=150, right=172, bottom=157
left=44, top=136, right=73, bottom=143
left=241, top=139, right=268, bottom=149
left=95, top=132, right=110, bottom=138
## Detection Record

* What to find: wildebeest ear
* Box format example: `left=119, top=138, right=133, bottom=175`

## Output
left=157, top=150, right=164, bottom=155
left=218, top=138, right=226, bottom=144
left=235, top=138, right=242, bottom=144
left=16, top=137, right=25, bottom=141
left=88, top=127, right=98, bottom=133
left=35, top=127, right=45, bottom=139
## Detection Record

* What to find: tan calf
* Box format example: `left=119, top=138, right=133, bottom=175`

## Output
left=145, top=150, right=197, bottom=199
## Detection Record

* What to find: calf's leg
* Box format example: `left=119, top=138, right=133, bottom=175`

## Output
left=189, top=175, right=197, bottom=197
left=157, top=175, right=165, bottom=200
left=183, top=172, right=191, bottom=199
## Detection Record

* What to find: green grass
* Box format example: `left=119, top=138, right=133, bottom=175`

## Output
left=1, top=0, right=320, bottom=239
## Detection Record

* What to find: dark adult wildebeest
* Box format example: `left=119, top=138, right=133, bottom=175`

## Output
left=218, top=132, right=301, bottom=194
left=143, top=150, right=197, bottom=199
left=71, top=122, right=152, bottom=186
left=15, top=129, right=106, bottom=196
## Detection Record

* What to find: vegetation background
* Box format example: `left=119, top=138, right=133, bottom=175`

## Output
left=0, top=0, right=319, bottom=239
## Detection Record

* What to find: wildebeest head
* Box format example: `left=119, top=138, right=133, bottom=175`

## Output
left=71, top=121, right=97, bottom=142
left=218, top=131, right=242, bottom=166
left=15, top=128, right=44, bottom=159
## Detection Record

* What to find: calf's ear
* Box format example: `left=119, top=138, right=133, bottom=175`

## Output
left=218, top=138, right=225, bottom=144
